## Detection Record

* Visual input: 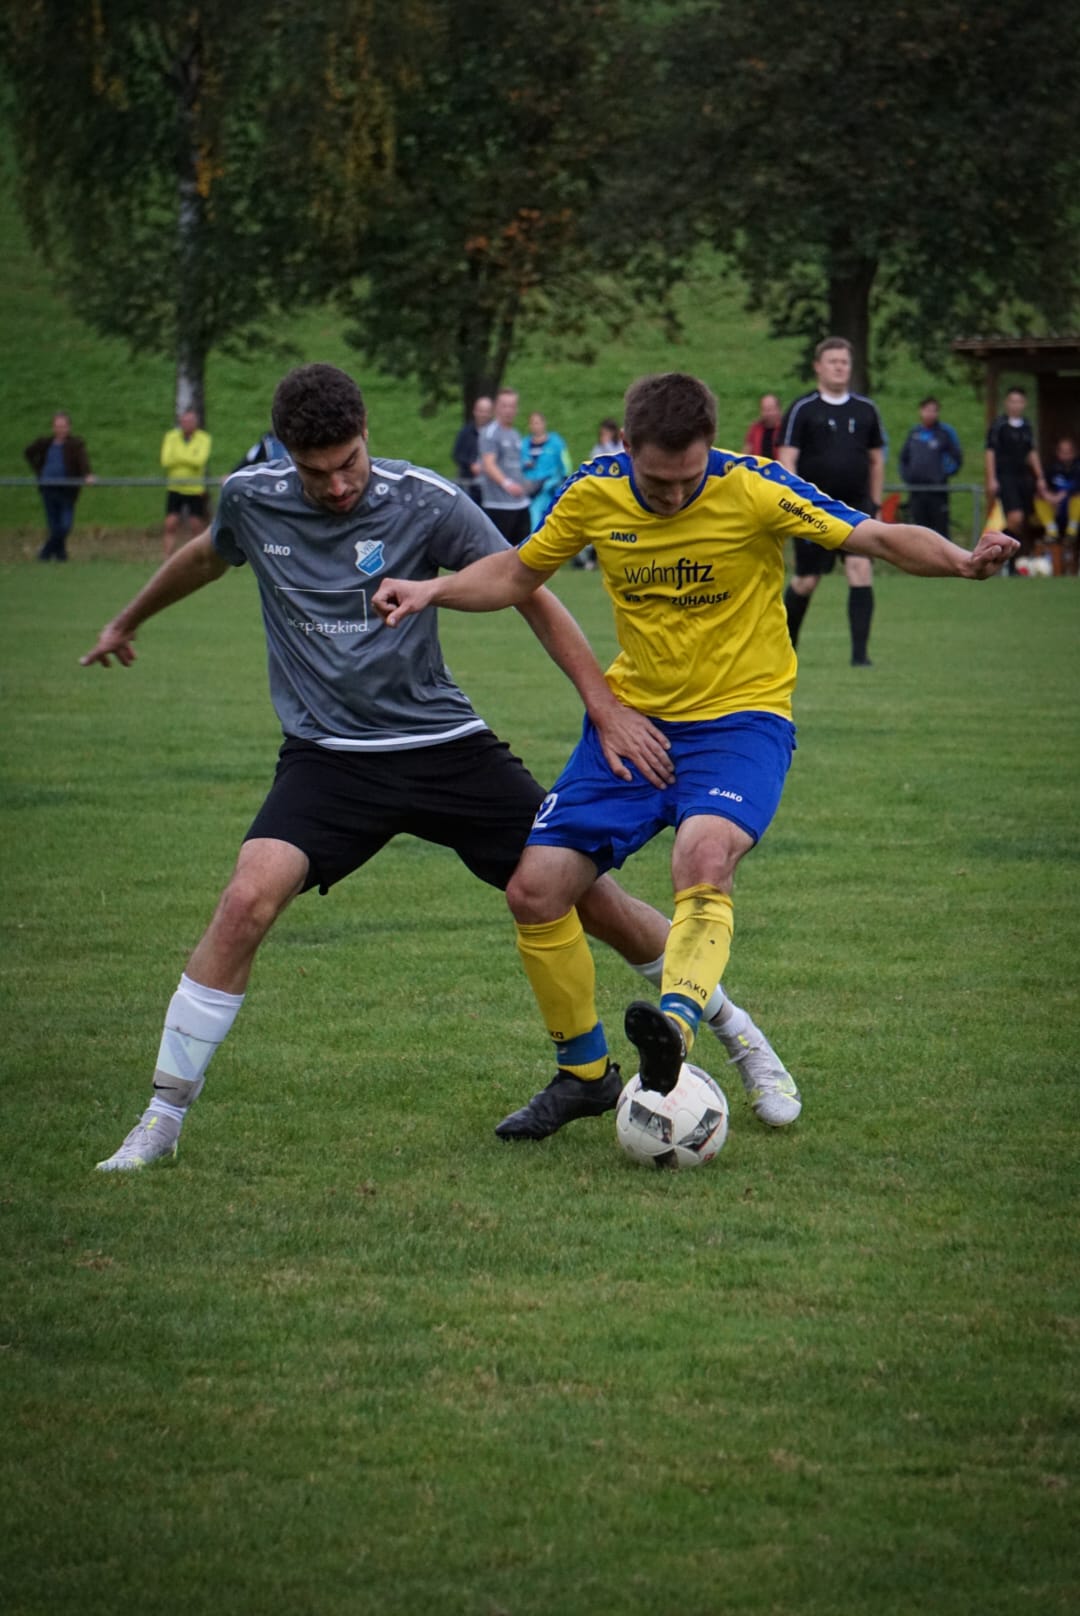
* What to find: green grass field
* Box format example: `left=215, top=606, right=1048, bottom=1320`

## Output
left=2, top=553, right=1078, bottom=1614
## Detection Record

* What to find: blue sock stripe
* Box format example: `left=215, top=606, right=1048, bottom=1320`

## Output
left=660, top=993, right=704, bottom=1036
left=555, top=1022, right=607, bottom=1066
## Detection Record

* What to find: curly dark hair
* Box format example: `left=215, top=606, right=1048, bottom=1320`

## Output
left=622, top=373, right=717, bottom=454
left=271, top=364, right=367, bottom=452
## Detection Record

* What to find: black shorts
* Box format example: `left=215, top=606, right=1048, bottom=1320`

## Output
left=244, top=732, right=546, bottom=894
left=486, top=506, right=532, bottom=544
left=165, top=491, right=211, bottom=520
left=998, top=473, right=1034, bottom=518
left=793, top=536, right=841, bottom=576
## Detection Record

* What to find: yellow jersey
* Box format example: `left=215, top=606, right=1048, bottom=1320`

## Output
left=161, top=428, right=212, bottom=495
left=518, top=449, right=865, bottom=721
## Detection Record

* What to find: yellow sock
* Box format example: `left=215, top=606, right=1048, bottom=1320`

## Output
left=660, top=885, right=734, bottom=1053
left=514, top=912, right=609, bottom=1079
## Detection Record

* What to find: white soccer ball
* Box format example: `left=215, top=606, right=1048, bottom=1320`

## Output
left=615, top=1062, right=729, bottom=1169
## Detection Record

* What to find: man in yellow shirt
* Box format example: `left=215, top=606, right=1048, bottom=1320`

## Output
left=161, top=408, right=213, bottom=556
left=375, top=372, right=1018, bottom=1142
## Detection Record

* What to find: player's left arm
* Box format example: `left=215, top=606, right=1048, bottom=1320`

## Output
left=515, top=589, right=673, bottom=786
left=842, top=519, right=1019, bottom=578
left=868, top=446, right=885, bottom=509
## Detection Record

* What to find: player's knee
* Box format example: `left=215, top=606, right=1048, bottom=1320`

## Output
left=213, top=878, right=284, bottom=948
left=506, top=865, right=562, bottom=926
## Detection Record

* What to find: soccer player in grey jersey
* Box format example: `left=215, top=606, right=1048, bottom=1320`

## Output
left=83, top=363, right=795, bottom=1168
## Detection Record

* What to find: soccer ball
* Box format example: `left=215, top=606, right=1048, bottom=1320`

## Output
left=1016, top=553, right=1053, bottom=577
left=615, top=1063, right=729, bottom=1169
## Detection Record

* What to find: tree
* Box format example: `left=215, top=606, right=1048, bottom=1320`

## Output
left=333, top=0, right=689, bottom=417
left=658, top=0, right=1080, bottom=390
left=1, top=1, right=396, bottom=419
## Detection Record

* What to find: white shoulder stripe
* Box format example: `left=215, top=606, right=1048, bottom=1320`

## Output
left=781, top=395, right=813, bottom=444
left=370, top=463, right=458, bottom=495
left=406, top=466, right=459, bottom=495
left=225, top=463, right=293, bottom=484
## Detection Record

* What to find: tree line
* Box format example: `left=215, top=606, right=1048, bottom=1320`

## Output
left=3, top=0, right=1078, bottom=420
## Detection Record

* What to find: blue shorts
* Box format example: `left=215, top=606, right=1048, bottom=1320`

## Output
left=527, top=711, right=796, bottom=876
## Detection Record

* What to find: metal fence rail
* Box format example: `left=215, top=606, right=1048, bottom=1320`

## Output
left=0, top=476, right=991, bottom=541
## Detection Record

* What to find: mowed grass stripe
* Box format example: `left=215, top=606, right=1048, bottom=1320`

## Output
left=1, top=559, right=1077, bottom=1615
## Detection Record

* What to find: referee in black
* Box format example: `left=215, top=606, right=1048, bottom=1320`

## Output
left=777, top=336, right=885, bottom=666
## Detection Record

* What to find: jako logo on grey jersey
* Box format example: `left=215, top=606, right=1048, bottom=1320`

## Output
left=354, top=539, right=385, bottom=576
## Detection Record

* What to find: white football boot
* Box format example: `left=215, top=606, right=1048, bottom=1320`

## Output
left=709, top=1012, right=802, bottom=1127
left=96, top=1111, right=181, bottom=1171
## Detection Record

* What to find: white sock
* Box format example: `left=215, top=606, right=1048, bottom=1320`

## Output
left=632, top=948, right=728, bottom=1023
left=147, top=973, right=245, bottom=1122
left=709, top=999, right=750, bottom=1038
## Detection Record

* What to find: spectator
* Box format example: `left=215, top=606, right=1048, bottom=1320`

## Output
left=521, top=411, right=572, bottom=529
left=778, top=337, right=885, bottom=667
left=161, top=407, right=213, bottom=557
left=232, top=428, right=291, bottom=474
left=451, top=396, right=494, bottom=505
left=576, top=417, right=622, bottom=568
left=899, top=396, right=963, bottom=536
left=985, top=385, right=1050, bottom=569
left=1035, top=434, right=1080, bottom=575
left=24, top=410, right=94, bottom=562
left=479, top=388, right=531, bottom=543
left=742, top=393, right=784, bottom=459
left=588, top=418, right=623, bottom=460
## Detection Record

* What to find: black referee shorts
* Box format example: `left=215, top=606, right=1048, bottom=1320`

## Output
left=998, top=473, right=1034, bottom=518
left=244, top=732, right=546, bottom=895
left=792, top=535, right=839, bottom=576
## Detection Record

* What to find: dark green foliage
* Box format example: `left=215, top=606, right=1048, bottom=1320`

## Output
left=657, top=0, right=1080, bottom=387
left=336, top=0, right=690, bottom=414
left=0, top=1, right=396, bottom=415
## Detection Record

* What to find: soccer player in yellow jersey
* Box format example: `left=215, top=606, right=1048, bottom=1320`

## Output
left=375, top=373, right=1018, bottom=1141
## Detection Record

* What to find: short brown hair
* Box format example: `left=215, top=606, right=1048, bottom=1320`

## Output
left=622, top=373, right=717, bottom=453
left=272, top=364, right=367, bottom=452
left=814, top=336, right=852, bottom=361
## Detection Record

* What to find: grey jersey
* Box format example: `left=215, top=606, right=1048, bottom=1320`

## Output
left=479, top=421, right=529, bottom=510
left=212, top=457, right=511, bottom=751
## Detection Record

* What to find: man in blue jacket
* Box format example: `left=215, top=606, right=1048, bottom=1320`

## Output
left=899, top=397, right=963, bottom=536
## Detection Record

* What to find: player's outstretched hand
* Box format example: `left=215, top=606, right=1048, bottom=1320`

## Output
left=373, top=577, right=438, bottom=627
left=80, top=623, right=137, bottom=668
left=965, top=530, right=1020, bottom=579
left=592, top=699, right=674, bottom=788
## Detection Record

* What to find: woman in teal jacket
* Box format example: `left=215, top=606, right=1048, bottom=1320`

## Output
left=521, top=412, right=572, bottom=529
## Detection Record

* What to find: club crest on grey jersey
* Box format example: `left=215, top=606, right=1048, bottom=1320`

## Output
left=354, top=538, right=385, bottom=576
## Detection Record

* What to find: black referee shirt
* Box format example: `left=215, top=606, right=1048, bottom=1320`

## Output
left=780, top=391, right=884, bottom=510
left=986, top=414, right=1034, bottom=479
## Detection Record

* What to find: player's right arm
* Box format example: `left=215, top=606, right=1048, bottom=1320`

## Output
left=776, top=396, right=806, bottom=475
left=374, top=547, right=550, bottom=626
left=80, top=528, right=228, bottom=668
left=984, top=446, right=999, bottom=495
